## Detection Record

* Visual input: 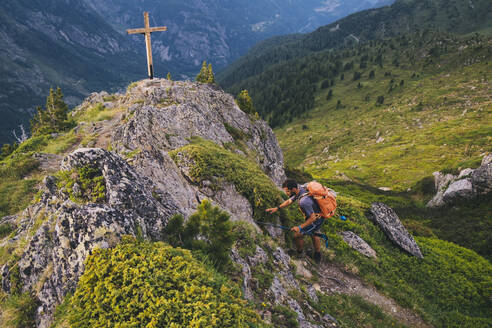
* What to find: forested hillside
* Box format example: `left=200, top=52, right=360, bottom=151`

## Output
left=218, top=0, right=492, bottom=99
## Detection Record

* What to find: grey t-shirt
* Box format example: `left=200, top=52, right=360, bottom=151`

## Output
left=289, top=186, right=321, bottom=218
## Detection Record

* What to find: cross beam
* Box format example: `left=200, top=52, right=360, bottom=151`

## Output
left=127, top=12, right=167, bottom=79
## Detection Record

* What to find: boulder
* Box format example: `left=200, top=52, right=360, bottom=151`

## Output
left=368, top=203, right=423, bottom=258
left=471, top=154, right=492, bottom=194
left=340, top=231, right=377, bottom=258
left=442, top=179, right=474, bottom=203
left=427, top=153, right=492, bottom=207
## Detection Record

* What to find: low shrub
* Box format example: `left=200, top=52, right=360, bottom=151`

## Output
left=68, top=237, right=263, bottom=327
left=56, top=165, right=106, bottom=203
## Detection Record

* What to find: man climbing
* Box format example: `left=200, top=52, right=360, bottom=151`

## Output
left=266, top=179, right=324, bottom=263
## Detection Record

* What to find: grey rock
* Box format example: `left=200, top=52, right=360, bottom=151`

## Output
left=442, top=179, right=474, bottom=202
left=230, top=248, right=254, bottom=301
left=427, top=171, right=455, bottom=207
left=340, top=231, right=377, bottom=258
left=306, top=284, right=319, bottom=303
left=471, top=156, right=492, bottom=194
left=428, top=153, right=492, bottom=207
left=269, top=275, right=288, bottom=304
left=458, top=168, right=474, bottom=179
left=249, top=246, right=268, bottom=267
left=111, top=79, right=285, bottom=187
left=322, top=314, right=339, bottom=325
left=369, top=203, right=423, bottom=258
left=273, top=247, right=291, bottom=270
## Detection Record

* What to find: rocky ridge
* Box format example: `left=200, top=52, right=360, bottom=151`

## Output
left=1, top=79, right=289, bottom=327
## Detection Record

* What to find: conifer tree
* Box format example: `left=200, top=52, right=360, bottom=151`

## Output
left=207, top=63, right=215, bottom=83
left=326, top=89, right=333, bottom=100
left=235, top=90, right=256, bottom=115
left=31, top=87, right=72, bottom=136
left=196, top=61, right=215, bottom=84
left=196, top=61, right=208, bottom=83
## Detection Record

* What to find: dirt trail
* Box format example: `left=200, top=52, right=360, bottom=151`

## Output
left=314, top=262, right=433, bottom=328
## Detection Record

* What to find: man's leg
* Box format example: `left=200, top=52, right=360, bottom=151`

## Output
left=312, top=235, right=321, bottom=253
left=311, top=235, right=322, bottom=263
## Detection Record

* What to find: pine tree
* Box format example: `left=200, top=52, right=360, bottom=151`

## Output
left=31, top=87, right=72, bottom=136
left=235, top=90, right=256, bottom=115
left=196, top=61, right=208, bottom=83
left=196, top=61, right=215, bottom=84
left=207, top=63, right=215, bottom=83
left=326, top=89, right=333, bottom=100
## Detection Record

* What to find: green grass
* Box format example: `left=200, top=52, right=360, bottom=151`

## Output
left=312, top=294, right=408, bottom=328
left=319, top=194, right=492, bottom=328
left=73, top=102, right=121, bottom=123
left=43, top=131, right=80, bottom=154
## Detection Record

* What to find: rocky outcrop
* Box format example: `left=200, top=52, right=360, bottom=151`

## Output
left=2, top=148, right=180, bottom=328
left=427, top=154, right=492, bottom=207
left=110, top=79, right=285, bottom=217
left=1, top=80, right=287, bottom=327
left=340, top=231, right=377, bottom=258
left=368, top=203, right=423, bottom=258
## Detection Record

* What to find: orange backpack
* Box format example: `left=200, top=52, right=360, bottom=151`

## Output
left=304, top=181, right=337, bottom=219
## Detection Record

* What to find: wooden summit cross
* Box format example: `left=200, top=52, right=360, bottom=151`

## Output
left=127, top=12, right=167, bottom=79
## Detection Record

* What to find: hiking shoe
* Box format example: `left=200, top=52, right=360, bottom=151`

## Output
left=313, top=252, right=322, bottom=263
left=287, top=249, right=304, bottom=258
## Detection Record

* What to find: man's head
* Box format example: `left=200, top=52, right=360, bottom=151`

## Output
left=282, top=179, right=299, bottom=197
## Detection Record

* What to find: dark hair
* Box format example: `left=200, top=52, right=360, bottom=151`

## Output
left=282, top=179, right=298, bottom=191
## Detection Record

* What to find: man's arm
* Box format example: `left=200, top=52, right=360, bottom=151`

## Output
left=291, top=213, right=317, bottom=233
left=266, top=198, right=293, bottom=213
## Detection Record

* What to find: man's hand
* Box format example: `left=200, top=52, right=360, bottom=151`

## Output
left=291, top=226, right=301, bottom=233
left=266, top=207, right=278, bottom=214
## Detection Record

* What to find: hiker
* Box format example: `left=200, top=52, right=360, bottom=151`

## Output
left=266, top=179, right=324, bottom=262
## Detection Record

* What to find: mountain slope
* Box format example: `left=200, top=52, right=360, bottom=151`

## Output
left=0, top=80, right=490, bottom=328
left=0, top=0, right=393, bottom=144
left=0, top=0, right=145, bottom=144
left=218, top=0, right=492, bottom=89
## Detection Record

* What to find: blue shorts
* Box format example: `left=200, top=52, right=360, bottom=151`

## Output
left=301, top=217, right=324, bottom=235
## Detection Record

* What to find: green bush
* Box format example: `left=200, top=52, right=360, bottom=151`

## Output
left=235, top=90, right=257, bottom=116
left=56, top=165, right=106, bottom=204
left=31, top=87, right=74, bottom=136
left=163, top=200, right=234, bottom=270
left=68, top=238, right=263, bottom=327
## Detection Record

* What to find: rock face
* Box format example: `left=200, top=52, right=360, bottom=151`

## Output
left=427, top=154, right=492, bottom=207
left=2, top=148, right=180, bottom=328
left=340, top=231, right=377, bottom=258
left=368, top=203, right=423, bottom=258
left=111, top=79, right=285, bottom=217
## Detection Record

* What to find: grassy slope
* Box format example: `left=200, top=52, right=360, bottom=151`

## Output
left=0, top=99, right=124, bottom=218
left=268, top=33, right=492, bottom=259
